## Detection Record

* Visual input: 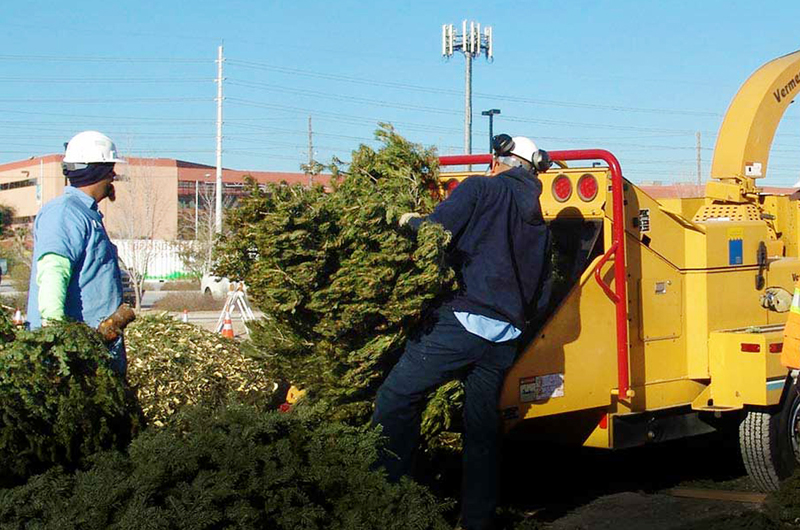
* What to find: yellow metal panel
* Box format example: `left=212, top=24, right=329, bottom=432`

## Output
left=707, top=328, right=786, bottom=408
left=639, top=276, right=682, bottom=341
left=706, top=269, right=769, bottom=330
left=711, top=50, right=800, bottom=180
left=616, top=182, right=692, bottom=269
left=659, top=198, right=704, bottom=221
left=627, top=243, right=688, bottom=389
left=757, top=195, right=787, bottom=248
left=693, top=204, right=761, bottom=222
left=684, top=268, right=770, bottom=378
left=499, top=256, right=617, bottom=430
left=616, top=379, right=709, bottom=414
left=539, top=168, right=607, bottom=219
left=685, top=271, right=710, bottom=378
left=686, top=221, right=769, bottom=269
left=704, top=181, right=748, bottom=203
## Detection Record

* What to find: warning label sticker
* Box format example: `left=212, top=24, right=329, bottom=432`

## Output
left=638, top=209, right=651, bottom=232
left=520, top=374, right=565, bottom=403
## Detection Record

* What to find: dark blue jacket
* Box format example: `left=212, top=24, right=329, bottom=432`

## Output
left=409, top=166, right=549, bottom=331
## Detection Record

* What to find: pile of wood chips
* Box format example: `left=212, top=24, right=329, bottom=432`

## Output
left=125, top=313, right=280, bottom=427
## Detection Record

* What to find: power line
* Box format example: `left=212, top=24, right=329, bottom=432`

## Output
left=228, top=79, right=462, bottom=115
left=227, top=58, right=728, bottom=118
left=0, top=97, right=212, bottom=104
left=0, top=54, right=211, bottom=63
left=0, top=132, right=217, bottom=139
left=0, top=76, right=213, bottom=84
left=0, top=109, right=283, bottom=123
left=227, top=81, right=718, bottom=135
left=226, top=98, right=464, bottom=134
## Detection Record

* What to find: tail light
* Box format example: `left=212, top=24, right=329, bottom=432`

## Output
left=552, top=174, right=572, bottom=202
left=770, top=343, right=783, bottom=353
left=741, top=343, right=761, bottom=353
left=577, top=173, right=599, bottom=201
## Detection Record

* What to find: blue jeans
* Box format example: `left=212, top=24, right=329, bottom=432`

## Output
left=372, top=307, right=516, bottom=530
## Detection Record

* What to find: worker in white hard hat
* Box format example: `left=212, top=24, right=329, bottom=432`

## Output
left=26, top=131, right=132, bottom=376
left=372, top=134, right=552, bottom=530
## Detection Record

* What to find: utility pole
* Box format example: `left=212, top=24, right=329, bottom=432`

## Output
left=195, top=178, right=202, bottom=239
left=696, top=131, right=702, bottom=186
left=215, top=45, right=224, bottom=234
left=442, top=21, right=493, bottom=155
left=308, top=115, right=313, bottom=187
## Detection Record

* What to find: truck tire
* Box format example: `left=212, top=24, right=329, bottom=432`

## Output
left=739, top=383, right=800, bottom=492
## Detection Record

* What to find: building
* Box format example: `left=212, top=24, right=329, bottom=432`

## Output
left=0, top=155, right=330, bottom=240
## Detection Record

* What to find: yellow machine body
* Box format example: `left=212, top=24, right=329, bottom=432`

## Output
left=439, top=50, right=800, bottom=450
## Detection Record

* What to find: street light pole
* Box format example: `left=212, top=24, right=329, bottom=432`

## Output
left=481, top=109, right=501, bottom=153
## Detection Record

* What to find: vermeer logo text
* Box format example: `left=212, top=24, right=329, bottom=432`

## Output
left=774, top=70, right=800, bottom=103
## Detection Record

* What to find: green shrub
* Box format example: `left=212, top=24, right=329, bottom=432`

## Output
left=0, top=403, right=452, bottom=530
left=0, top=321, right=139, bottom=487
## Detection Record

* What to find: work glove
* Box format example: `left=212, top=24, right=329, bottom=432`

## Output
left=760, top=287, right=792, bottom=313
left=97, top=303, right=136, bottom=343
left=399, top=212, right=421, bottom=227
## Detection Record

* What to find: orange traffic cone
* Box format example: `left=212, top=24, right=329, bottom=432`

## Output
left=12, top=308, right=23, bottom=326
left=221, top=311, right=234, bottom=339
left=182, top=308, right=189, bottom=323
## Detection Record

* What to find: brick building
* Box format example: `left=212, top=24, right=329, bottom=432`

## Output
left=0, top=155, right=330, bottom=240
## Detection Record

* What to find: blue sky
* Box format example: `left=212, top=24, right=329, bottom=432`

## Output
left=2, top=1, right=800, bottom=185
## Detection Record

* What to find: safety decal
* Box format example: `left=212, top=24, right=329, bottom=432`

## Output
left=520, top=373, right=565, bottom=403
left=638, top=209, right=650, bottom=232
left=727, top=227, right=744, bottom=265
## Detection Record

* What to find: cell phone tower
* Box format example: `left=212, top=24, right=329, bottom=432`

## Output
left=442, top=21, right=493, bottom=155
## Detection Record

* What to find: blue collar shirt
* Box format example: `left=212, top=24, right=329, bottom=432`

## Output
left=26, top=186, right=123, bottom=329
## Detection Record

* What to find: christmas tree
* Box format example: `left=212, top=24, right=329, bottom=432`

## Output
left=216, top=125, right=461, bottom=441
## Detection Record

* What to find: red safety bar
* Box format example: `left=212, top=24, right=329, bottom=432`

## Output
left=439, top=151, right=632, bottom=400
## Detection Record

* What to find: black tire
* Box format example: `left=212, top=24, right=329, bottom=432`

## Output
left=739, top=380, right=800, bottom=491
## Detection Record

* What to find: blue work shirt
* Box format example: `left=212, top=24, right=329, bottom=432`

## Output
left=454, top=311, right=521, bottom=343
left=26, top=186, right=123, bottom=329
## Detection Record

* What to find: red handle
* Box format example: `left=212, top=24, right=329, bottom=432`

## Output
left=440, top=151, right=632, bottom=400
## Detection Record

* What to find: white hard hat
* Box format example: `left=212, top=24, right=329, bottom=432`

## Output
left=63, top=131, right=125, bottom=165
left=509, top=136, right=538, bottom=164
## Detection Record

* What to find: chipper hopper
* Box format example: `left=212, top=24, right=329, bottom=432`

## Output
left=439, top=49, right=800, bottom=492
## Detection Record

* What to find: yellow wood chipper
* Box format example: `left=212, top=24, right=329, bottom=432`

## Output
left=439, top=49, right=800, bottom=492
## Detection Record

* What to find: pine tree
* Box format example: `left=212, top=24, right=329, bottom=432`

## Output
left=0, top=320, right=139, bottom=486
left=0, top=403, right=453, bottom=530
left=216, top=125, right=462, bottom=439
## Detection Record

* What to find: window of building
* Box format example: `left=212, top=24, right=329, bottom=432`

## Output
left=0, top=178, right=37, bottom=191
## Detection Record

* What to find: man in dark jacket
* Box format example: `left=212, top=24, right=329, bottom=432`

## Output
left=372, top=135, right=550, bottom=530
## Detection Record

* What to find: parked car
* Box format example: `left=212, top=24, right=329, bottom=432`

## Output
left=201, top=273, right=231, bottom=300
